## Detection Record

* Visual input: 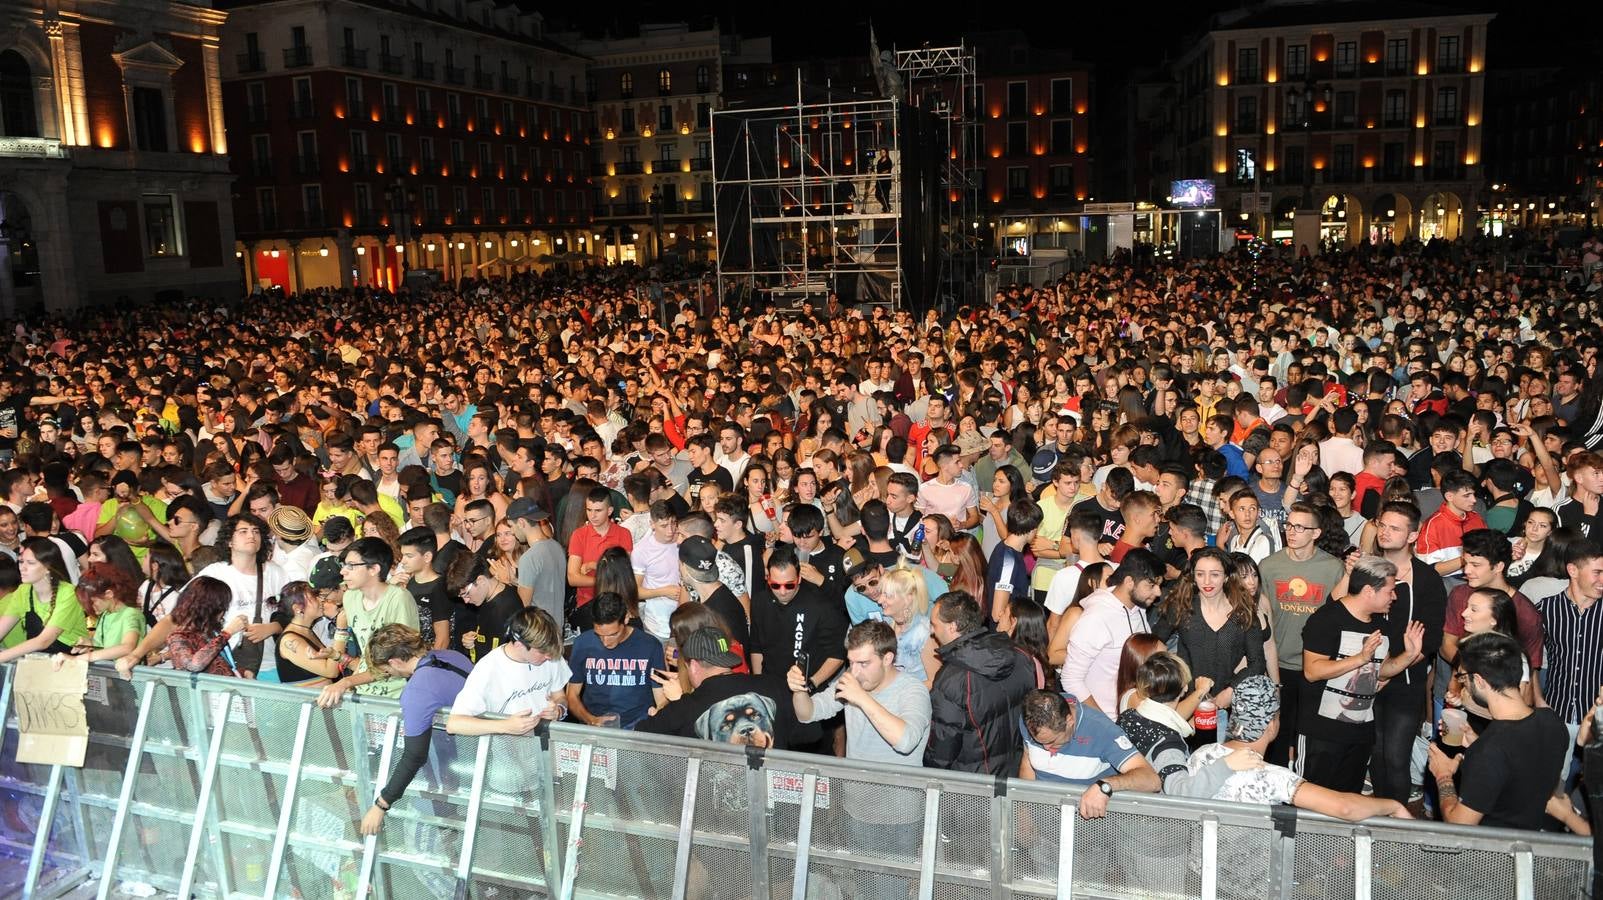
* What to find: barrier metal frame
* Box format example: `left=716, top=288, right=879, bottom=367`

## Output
left=0, top=663, right=1592, bottom=900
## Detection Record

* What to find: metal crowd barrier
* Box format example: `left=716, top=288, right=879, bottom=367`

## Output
left=0, top=661, right=1592, bottom=900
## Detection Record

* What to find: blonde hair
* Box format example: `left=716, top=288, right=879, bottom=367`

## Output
left=881, top=566, right=931, bottom=619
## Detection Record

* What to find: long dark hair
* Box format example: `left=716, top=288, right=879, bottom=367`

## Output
left=20, top=536, right=71, bottom=605
left=168, top=576, right=233, bottom=633
left=1466, top=587, right=1522, bottom=645
left=1007, top=595, right=1052, bottom=681
left=144, top=541, right=190, bottom=589
left=89, top=535, right=144, bottom=583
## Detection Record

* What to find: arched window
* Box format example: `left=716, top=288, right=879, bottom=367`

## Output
left=658, top=67, right=671, bottom=94
left=0, top=50, right=40, bottom=138
left=619, top=72, right=632, bottom=97
left=695, top=65, right=709, bottom=93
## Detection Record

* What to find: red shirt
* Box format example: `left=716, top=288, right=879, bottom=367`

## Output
left=1353, top=471, right=1387, bottom=516
left=567, top=522, right=633, bottom=607
left=1416, top=506, right=1487, bottom=562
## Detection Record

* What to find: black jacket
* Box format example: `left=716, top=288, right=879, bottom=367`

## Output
left=923, top=627, right=1039, bottom=775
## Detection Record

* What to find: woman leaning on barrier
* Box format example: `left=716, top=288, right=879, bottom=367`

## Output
left=358, top=624, right=473, bottom=836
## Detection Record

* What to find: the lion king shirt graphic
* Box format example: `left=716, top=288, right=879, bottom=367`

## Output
left=1258, top=549, right=1345, bottom=671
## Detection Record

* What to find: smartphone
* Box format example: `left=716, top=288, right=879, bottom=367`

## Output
left=796, top=651, right=812, bottom=684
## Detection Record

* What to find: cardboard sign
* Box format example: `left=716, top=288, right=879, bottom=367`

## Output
left=13, top=655, right=89, bottom=767
left=555, top=742, right=617, bottom=790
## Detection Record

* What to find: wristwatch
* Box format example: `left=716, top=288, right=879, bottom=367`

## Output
left=1095, top=780, right=1113, bottom=797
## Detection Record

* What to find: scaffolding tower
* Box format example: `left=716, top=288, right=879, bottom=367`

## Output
left=712, top=79, right=906, bottom=312
left=890, top=42, right=981, bottom=310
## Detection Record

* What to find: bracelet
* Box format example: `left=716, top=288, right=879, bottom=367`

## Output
left=374, top=797, right=391, bottom=811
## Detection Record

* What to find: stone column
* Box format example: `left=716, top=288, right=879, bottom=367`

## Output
left=242, top=241, right=257, bottom=293
left=201, top=38, right=227, bottom=155
left=288, top=240, right=304, bottom=293
left=336, top=231, right=354, bottom=289
left=0, top=236, right=16, bottom=320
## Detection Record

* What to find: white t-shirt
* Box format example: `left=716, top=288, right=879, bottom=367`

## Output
left=451, top=645, right=573, bottom=793
left=1044, top=560, right=1092, bottom=616
left=631, top=532, right=682, bottom=641
left=196, top=560, right=289, bottom=672
left=451, top=645, right=572, bottom=719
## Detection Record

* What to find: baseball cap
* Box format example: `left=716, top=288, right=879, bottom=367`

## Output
left=505, top=497, right=550, bottom=522
left=1227, top=675, right=1280, bottom=742
left=679, top=626, right=743, bottom=667
left=679, top=535, right=718, bottom=575
left=955, top=431, right=987, bottom=457
left=308, top=556, right=344, bottom=591
left=839, top=547, right=873, bottom=581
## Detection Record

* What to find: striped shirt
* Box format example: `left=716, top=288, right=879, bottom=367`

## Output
left=1536, top=590, right=1603, bottom=724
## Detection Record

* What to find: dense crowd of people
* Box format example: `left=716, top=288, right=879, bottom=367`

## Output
left=2, top=235, right=1603, bottom=866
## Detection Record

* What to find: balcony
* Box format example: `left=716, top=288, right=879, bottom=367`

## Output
left=420, top=209, right=446, bottom=228
left=447, top=111, right=470, bottom=130
left=379, top=52, right=404, bottom=75
left=1385, top=61, right=1410, bottom=76
left=413, top=59, right=435, bottom=80
left=293, top=154, right=320, bottom=175
left=1434, top=112, right=1461, bottom=126
left=689, top=156, right=712, bottom=171
left=1437, top=57, right=1464, bottom=74
left=289, top=99, right=316, bottom=121
left=604, top=201, right=647, bottom=216
left=1234, top=117, right=1258, bottom=135
left=237, top=51, right=265, bottom=74
left=474, top=71, right=494, bottom=90
left=339, top=47, right=368, bottom=69
left=550, top=86, right=566, bottom=103
left=419, top=154, right=439, bottom=171
left=349, top=153, right=374, bottom=173
left=526, top=82, right=544, bottom=100
left=296, top=209, right=327, bottom=229
left=245, top=102, right=270, bottom=125
left=614, top=160, right=644, bottom=174
left=283, top=46, right=312, bottom=68
left=353, top=208, right=383, bottom=228
left=1383, top=115, right=1407, bottom=129
left=383, top=104, right=406, bottom=125
left=501, top=76, right=519, bottom=95
left=256, top=210, right=279, bottom=231
left=248, top=157, right=274, bottom=177
left=444, top=65, right=466, bottom=85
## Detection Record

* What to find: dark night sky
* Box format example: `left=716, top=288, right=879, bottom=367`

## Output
left=541, top=1, right=1575, bottom=72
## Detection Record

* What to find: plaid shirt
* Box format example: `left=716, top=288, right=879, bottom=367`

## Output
left=1187, top=477, right=1225, bottom=534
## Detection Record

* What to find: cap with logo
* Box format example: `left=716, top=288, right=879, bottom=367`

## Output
left=679, top=626, right=743, bottom=668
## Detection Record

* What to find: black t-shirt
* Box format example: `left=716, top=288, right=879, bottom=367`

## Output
left=432, top=539, right=466, bottom=577
left=455, top=586, right=524, bottom=663
left=636, top=672, right=796, bottom=750
left=749, top=585, right=847, bottom=680
left=722, top=535, right=766, bottom=596
left=702, top=584, right=751, bottom=657
left=408, top=574, right=454, bottom=646
left=434, top=469, right=464, bottom=501
left=687, top=464, right=734, bottom=497
left=1457, top=707, right=1569, bottom=830
left=1299, top=600, right=1388, bottom=744
left=1555, top=499, right=1602, bottom=542
left=1071, top=496, right=1125, bottom=546
left=801, top=543, right=848, bottom=601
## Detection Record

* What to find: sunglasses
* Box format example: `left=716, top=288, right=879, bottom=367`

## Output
left=767, top=580, right=799, bottom=591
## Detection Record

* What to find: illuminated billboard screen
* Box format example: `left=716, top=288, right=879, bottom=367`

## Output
left=1170, top=179, right=1216, bottom=207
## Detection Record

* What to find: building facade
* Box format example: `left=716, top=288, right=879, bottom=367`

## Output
left=220, top=0, right=592, bottom=292
left=568, top=23, right=741, bottom=266
left=967, top=31, right=1094, bottom=217
left=0, top=0, right=235, bottom=313
left=1176, top=2, right=1494, bottom=248
left=1484, top=62, right=1603, bottom=231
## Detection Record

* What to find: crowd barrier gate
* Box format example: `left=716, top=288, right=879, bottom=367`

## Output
left=0, top=662, right=1591, bottom=900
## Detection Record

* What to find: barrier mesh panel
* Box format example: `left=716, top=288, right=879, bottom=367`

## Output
left=275, top=703, right=363, bottom=899
left=1534, top=854, right=1591, bottom=900
left=108, top=681, right=214, bottom=891
left=1359, top=838, right=1514, bottom=900
left=1285, top=831, right=1354, bottom=900
left=370, top=710, right=465, bottom=898
left=469, top=737, right=556, bottom=894
left=688, top=758, right=754, bottom=900
left=933, top=791, right=992, bottom=883
left=567, top=744, right=686, bottom=899
left=797, top=771, right=923, bottom=900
